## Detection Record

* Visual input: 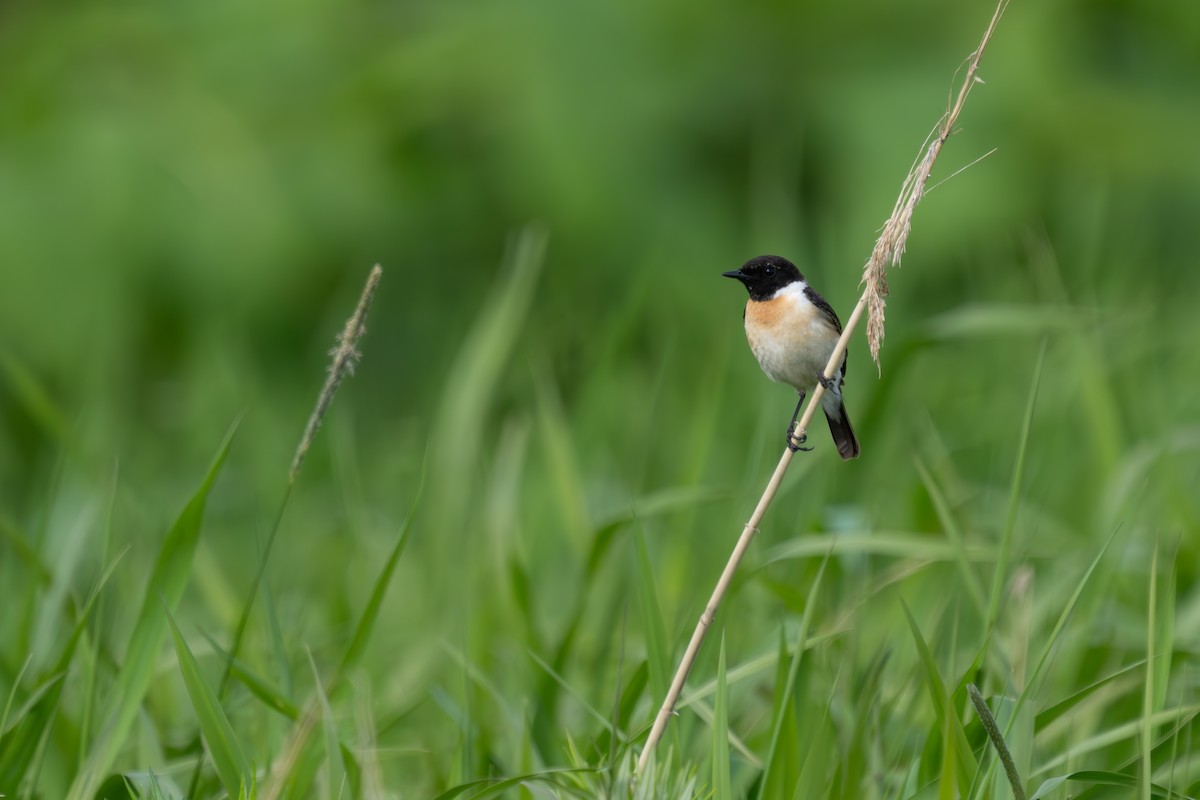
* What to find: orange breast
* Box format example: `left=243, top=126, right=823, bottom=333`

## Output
left=745, top=293, right=818, bottom=338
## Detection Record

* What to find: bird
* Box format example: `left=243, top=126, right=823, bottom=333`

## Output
left=723, top=255, right=860, bottom=459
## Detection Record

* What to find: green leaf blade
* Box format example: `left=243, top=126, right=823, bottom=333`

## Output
left=712, top=634, right=732, bottom=800
left=67, top=422, right=238, bottom=800
left=166, top=606, right=254, bottom=797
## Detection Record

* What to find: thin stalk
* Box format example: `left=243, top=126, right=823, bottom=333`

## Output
left=188, top=265, right=382, bottom=797
left=635, top=0, right=1008, bottom=775
left=635, top=300, right=862, bottom=777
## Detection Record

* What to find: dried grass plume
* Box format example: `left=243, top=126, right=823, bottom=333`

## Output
left=862, top=0, right=1008, bottom=368
left=289, top=264, right=383, bottom=483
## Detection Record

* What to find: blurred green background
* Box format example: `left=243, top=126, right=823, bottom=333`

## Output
left=2, top=0, right=1200, bottom=796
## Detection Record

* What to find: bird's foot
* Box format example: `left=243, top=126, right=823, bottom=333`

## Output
left=786, top=428, right=813, bottom=453
left=816, top=373, right=836, bottom=391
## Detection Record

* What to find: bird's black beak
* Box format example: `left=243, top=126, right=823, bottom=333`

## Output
left=722, top=269, right=745, bottom=281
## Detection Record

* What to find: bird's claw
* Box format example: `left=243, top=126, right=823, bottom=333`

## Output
left=786, top=428, right=813, bottom=453
left=816, top=373, right=836, bottom=391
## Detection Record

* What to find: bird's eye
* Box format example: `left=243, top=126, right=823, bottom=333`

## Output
left=764, top=266, right=776, bottom=276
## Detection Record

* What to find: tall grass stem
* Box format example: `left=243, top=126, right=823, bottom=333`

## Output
left=635, top=0, right=1008, bottom=775
left=222, top=265, right=383, bottom=684
left=189, top=265, right=382, bottom=797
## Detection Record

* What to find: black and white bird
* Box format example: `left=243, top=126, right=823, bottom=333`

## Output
left=723, top=255, right=860, bottom=459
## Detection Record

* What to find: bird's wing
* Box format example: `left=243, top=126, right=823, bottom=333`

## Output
left=803, top=285, right=848, bottom=377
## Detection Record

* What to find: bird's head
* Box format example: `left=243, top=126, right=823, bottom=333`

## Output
left=722, top=255, right=803, bottom=301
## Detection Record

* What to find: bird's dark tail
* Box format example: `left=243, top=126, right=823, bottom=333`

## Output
left=824, top=400, right=860, bottom=460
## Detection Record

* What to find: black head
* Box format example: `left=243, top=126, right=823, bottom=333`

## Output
left=722, top=255, right=804, bottom=301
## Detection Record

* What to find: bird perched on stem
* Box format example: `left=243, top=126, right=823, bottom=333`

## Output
left=724, top=255, right=860, bottom=459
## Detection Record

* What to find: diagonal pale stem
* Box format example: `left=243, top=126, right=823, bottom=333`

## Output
left=635, top=0, right=1007, bottom=776
left=635, top=298, right=865, bottom=776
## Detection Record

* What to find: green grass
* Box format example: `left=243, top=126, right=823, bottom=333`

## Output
left=3, top=0, right=1200, bottom=797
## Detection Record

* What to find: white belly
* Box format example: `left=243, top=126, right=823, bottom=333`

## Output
left=744, top=282, right=840, bottom=391
left=748, top=322, right=836, bottom=389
